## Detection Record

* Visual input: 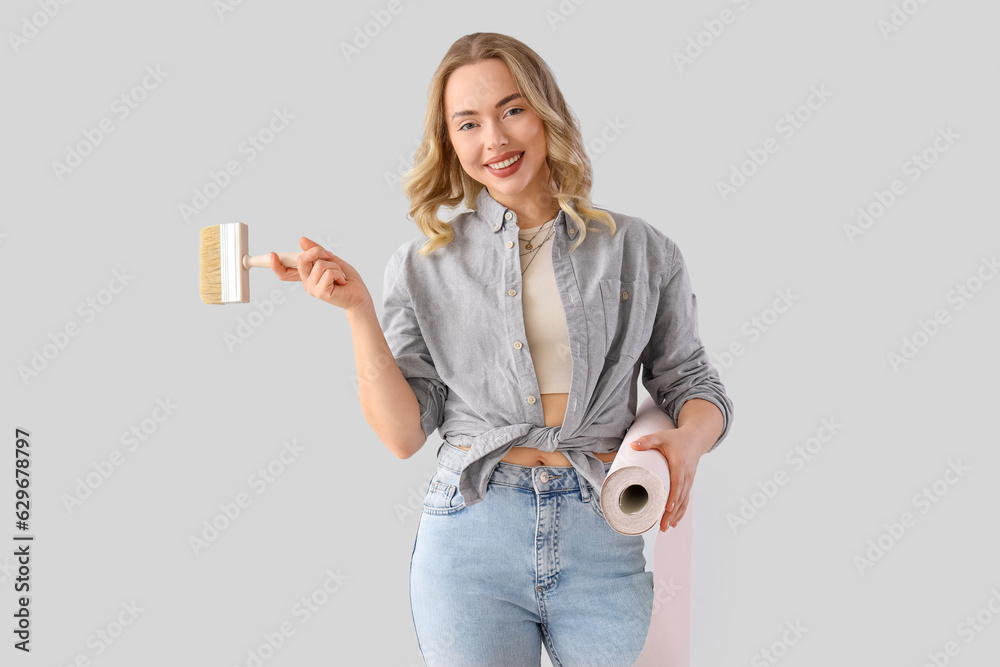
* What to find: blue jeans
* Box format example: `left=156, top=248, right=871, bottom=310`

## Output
left=409, top=442, right=654, bottom=667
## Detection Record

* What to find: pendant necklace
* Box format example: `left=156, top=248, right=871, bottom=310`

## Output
left=518, top=221, right=555, bottom=276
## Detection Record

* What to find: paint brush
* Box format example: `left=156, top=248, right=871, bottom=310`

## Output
left=199, top=222, right=299, bottom=304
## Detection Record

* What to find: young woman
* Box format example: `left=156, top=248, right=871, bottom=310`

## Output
left=270, top=32, right=733, bottom=667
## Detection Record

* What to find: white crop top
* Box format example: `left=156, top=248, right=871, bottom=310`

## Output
left=517, top=217, right=573, bottom=393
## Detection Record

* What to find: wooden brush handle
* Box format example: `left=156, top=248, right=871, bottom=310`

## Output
left=243, top=252, right=300, bottom=270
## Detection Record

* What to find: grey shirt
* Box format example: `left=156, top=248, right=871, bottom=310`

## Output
left=381, top=186, right=734, bottom=508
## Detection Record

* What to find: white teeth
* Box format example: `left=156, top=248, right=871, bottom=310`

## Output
left=487, top=153, right=522, bottom=169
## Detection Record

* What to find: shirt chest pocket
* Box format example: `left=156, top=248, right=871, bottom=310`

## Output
left=600, top=278, right=650, bottom=361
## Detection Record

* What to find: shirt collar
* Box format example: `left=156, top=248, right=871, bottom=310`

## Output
left=474, top=186, right=575, bottom=235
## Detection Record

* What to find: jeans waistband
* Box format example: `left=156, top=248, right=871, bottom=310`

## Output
left=436, top=441, right=611, bottom=497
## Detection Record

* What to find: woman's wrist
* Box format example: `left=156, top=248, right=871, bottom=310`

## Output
left=344, top=293, right=376, bottom=323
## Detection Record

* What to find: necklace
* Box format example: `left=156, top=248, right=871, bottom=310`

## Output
left=518, top=222, right=555, bottom=276
left=520, top=221, right=549, bottom=250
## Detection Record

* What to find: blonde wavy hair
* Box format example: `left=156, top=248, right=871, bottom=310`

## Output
left=401, top=32, right=616, bottom=256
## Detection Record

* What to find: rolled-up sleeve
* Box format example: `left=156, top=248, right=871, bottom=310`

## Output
left=380, top=250, right=448, bottom=440
left=640, top=241, right=733, bottom=452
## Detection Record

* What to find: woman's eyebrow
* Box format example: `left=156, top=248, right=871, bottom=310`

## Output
left=450, top=92, right=523, bottom=121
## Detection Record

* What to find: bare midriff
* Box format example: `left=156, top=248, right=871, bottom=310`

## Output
left=453, top=393, right=619, bottom=467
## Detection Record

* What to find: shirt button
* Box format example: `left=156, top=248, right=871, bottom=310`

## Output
left=539, top=472, right=550, bottom=483
left=508, top=288, right=517, bottom=297
left=493, top=224, right=500, bottom=231
left=569, top=227, right=576, bottom=236
left=504, top=211, right=513, bottom=221
left=526, top=395, right=536, bottom=404
left=622, top=290, right=629, bottom=300
left=513, top=341, right=522, bottom=349
left=506, top=240, right=514, bottom=248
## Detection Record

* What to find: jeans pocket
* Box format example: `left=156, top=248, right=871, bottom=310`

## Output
left=422, top=469, right=466, bottom=516
left=588, top=463, right=615, bottom=521
left=589, top=494, right=607, bottom=520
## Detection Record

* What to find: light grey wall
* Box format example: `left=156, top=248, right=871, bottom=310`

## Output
left=3, top=1, right=998, bottom=665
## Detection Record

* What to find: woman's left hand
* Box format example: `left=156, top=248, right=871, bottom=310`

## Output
left=629, top=427, right=712, bottom=532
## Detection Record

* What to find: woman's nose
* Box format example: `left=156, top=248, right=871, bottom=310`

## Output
left=483, top=120, right=508, bottom=151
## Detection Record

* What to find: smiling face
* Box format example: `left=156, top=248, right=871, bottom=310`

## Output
left=443, top=58, right=553, bottom=213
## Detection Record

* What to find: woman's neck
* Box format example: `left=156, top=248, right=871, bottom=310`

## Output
left=489, top=190, right=560, bottom=229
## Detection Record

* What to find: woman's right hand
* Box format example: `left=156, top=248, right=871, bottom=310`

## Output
left=269, top=236, right=369, bottom=312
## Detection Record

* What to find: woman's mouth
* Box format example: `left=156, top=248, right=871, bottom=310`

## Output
left=485, top=152, right=525, bottom=177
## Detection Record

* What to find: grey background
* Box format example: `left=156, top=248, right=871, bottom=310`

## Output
left=3, top=1, right=999, bottom=665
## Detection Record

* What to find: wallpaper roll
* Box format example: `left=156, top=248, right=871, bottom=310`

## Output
left=600, top=395, right=677, bottom=535
left=635, top=481, right=693, bottom=667
left=604, top=395, right=692, bottom=667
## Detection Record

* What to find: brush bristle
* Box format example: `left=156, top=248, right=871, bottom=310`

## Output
left=199, top=225, right=223, bottom=304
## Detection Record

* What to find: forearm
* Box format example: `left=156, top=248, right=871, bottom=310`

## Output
left=677, top=398, right=725, bottom=455
left=345, top=297, right=426, bottom=458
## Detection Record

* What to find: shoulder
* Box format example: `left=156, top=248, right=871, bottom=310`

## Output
left=387, top=235, right=424, bottom=269
left=389, top=210, right=478, bottom=261
left=386, top=212, right=476, bottom=287
left=587, top=204, right=680, bottom=279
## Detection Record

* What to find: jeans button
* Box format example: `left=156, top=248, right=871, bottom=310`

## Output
left=539, top=471, right=549, bottom=483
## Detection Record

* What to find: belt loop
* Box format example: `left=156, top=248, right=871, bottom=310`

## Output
left=577, top=470, right=591, bottom=502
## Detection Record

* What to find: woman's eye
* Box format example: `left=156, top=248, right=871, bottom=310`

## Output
left=457, top=108, right=522, bottom=132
